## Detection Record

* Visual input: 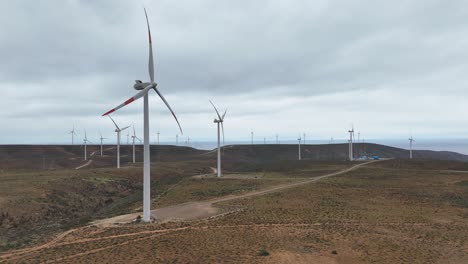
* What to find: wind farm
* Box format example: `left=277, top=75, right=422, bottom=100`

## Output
left=1, top=2, right=468, bottom=264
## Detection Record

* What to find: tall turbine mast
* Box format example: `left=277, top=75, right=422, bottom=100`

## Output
left=348, top=126, right=354, bottom=161
left=102, top=8, right=182, bottom=222
left=298, top=137, right=302, bottom=160
left=409, top=136, right=415, bottom=159
left=210, top=100, right=227, bottom=177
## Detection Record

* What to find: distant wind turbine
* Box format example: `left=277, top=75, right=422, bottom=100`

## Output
left=176, top=134, right=179, bottom=146
left=101, top=8, right=183, bottom=223
left=108, top=115, right=130, bottom=169
left=156, top=130, right=160, bottom=145
left=99, top=131, right=106, bottom=157
left=69, top=125, right=77, bottom=145
left=298, top=136, right=302, bottom=160
left=132, top=125, right=142, bottom=163
left=251, top=131, right=254, bottom=145
left=409, top=136, right=415, bottom=159
left=348, top=125, right=354, bottom=161
left=303, top=133, right=306, bottom=145
left=82, top=129, right=92, bottom=161
left=210, top=100, right=227, bottom=177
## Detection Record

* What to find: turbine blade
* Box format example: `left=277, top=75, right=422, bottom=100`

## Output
left=209, top=100, right=222, bottom=121
left=153, top=87, right=183, bottom=135
left=108, top=115, right=120, bottom=130
left=121, top=125, right=131, bottom=131
left=144, top=8, right=154, bottom=83
left=102, top=85, right=152, bottom=116
left=133, top=124, right=136, bottom=136
left=222, top=109, right=227, bottom=120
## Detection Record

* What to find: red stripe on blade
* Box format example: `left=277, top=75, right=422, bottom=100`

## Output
left=102, top=109, right=115, bottom=116
left=125, top=97, right=135, bottom=105
left=148, top=32, right=152, bottom=44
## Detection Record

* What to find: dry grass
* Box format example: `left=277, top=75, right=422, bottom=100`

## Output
left=1, top=159, right=467, bottom=263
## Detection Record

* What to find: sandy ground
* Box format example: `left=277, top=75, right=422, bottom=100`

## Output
left=92, top=160, right=377, bottom=226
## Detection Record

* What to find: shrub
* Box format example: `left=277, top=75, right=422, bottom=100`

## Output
left=257, top=248, right=270, bottom=256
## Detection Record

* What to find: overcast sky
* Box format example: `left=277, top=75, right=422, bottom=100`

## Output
left=1, top=0, right=468, bottom=145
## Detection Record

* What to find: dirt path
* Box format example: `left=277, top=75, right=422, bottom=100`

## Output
left=93, top=160, right=378, bottom=226
left=74, top=159, right=93, bottom=170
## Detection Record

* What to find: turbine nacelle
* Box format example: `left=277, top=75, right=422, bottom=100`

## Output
left=134, top=80, right=156, bottom=90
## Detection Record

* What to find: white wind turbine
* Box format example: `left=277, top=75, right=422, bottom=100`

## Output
left=82, top=129, right=92, bottom=161
left=348, top=125, right=354, bottom=161
left=409, top=136, right=415, bottom=159
left=69, top=125, right=77, bottom=145
left=210, top=100, right=227, bottom=177
left=108, top=115, right=130, bottom=169
left=99, top=131, right=106, bottom=157
left=298, top=136, right=302, bottom=160
left=132, top=125, right=142, bottom=163
left=102, top=8, right=183, bottom=223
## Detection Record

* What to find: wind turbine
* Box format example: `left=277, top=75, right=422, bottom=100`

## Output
left=82, top=129, right=92, bottom=161
left=176, top=134, right=179, bottom=145
left=99, top=131, right=106, bottom=157
left=276, top=134, right=279, bottom=144
left=69, top=125, right=77, bottom=145
left=409, top=136, right=415, bottom=159
left=126, top=131, right=130, bottom=145
left=251, top=131, right=254, bottom=145
left=102, top=9, right=183, bottom=223
left=210, top=100, right=227, bottom=177
left=348, top=125, right=354, bottom=161
left=132, top=125, right=142, bottom=163
left=156, top=130, right=160, bottom=145
left=303, top=133, right=306, bottom=145
left=298, top=136, right=302, bottom=160
left=108, top=115, right=130, bottom=169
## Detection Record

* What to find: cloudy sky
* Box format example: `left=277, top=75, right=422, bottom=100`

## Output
left=1, top=0, right=468, bottom=145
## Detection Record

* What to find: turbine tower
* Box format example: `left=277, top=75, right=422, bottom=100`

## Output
left=69, top=125, right=77, bottom=145
left=348, top=126, right=354, bottom=161
left=210, top=100, right=227, bottom=177
left=108, top=116, right=130, bottom=169
left=251, top=131, right=254, bottom=145
left=82, top=129, right=92, bottom=161
left=409, top=136, right=415, bottom=159
left=298, top=137, right=302, bottom=160
left=156, top=130, right=160, bottom=145
left=303, top=133, right=306, bottom=145
left=102, top=8, right=183, bottom=223
left=176, top=134, right=179, bottom=145
left=132, top=125, right=142, bottom=163
left=276, top=134, right=279, bottom=144
left=99, top=132, right=106, bottom=157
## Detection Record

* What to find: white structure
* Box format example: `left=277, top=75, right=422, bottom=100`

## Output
left=298, top=137, right=302, bottom=160
left=409, top=136, right=415, bottom=159
left=102, top=9, right=182, bottom=223
left=82, top=129, right=92, bottom=161
left=99, top=132, right=106, bottom=157
left=156, top=130, right=160, bottom=145
left=132, top=125, right=142, bottom=163
left=303, top=133, right=306, bottom=145
left=69, top=125, right=77, bottom=145
left=251, top=131, right=254, bottom=145
left=210, top=100, right=227, bottom=177
left=348, top=126, right=354, bottom=161
left=108, top=116, right=130, bottom=169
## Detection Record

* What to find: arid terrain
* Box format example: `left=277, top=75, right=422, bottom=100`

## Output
left=0, top=145, right=467, bottom=263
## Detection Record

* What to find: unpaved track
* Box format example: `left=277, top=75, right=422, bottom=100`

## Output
left=93, top=160, right=378, bottom=226
left=0, top=160, right=378, bottom=261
